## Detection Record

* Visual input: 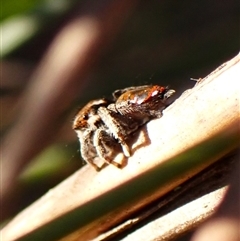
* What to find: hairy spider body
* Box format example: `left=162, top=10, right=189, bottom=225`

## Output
left=73, top=85, right=175, bottom=171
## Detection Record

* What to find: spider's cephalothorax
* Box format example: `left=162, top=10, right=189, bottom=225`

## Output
left=73, top=85, right=175, bottom=171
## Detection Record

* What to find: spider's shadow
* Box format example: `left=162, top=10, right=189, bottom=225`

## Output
left=98, top=126, right=151, bottom=171
left=130, top=126, right=152, bottom=154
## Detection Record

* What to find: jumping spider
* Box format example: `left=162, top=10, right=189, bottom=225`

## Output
left=73, top=85, right=175, bottom=171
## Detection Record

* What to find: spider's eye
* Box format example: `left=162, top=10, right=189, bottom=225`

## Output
left=83, top=115, right=88, bottom=120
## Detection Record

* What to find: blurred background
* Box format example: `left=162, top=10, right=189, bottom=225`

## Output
left=1, top=0, right=239, bottom=225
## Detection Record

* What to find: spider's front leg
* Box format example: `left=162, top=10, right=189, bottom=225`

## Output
left=97, top=106, right=139, bottom=158
left=77, top=130, right=102, bottom=171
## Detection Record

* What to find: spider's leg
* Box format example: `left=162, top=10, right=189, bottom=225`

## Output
left=76, top=129, right=101, bottom=171
left=97, top=107, right=135, bottom=157
left=93, top=128, right=122, bottom=168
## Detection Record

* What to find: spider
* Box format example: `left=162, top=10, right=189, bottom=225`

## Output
left=72, top=85, right=175, bottom=171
